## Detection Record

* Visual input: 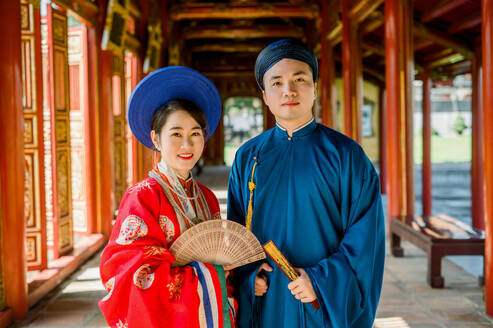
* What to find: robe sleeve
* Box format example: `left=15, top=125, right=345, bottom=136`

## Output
left=227, top=152, right=262, bottom=325
left=99, top=180, right=234, bottom=328
left=304, top=143, right=386, bottom=328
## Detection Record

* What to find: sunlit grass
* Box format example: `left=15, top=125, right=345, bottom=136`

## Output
left=414, top=134, right=471, bottom=164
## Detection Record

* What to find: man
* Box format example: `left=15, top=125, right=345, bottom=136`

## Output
left=227, top=38, right=385, bottom=327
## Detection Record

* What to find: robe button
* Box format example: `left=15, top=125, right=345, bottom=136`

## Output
left=288, top=137, right=292, bottom=141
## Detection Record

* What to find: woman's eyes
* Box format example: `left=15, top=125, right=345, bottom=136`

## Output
left=170, top=132, right=202, bottom=137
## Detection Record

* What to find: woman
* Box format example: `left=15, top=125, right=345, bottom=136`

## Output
left=99, top=66, right=236, bottom=328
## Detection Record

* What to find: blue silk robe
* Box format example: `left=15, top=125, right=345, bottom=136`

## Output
left=227, top=120, right=385, bottom=328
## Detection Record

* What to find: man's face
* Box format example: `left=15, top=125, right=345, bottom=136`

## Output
left=262, top=58, right=317, bottom=127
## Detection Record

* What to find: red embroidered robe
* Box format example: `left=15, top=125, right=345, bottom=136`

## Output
left=99, top=176, right=233, bottom=327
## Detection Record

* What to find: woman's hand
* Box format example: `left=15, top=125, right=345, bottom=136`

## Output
left=255, top=263, right=273, bottom=296
left=223, top=264, right=233, bottom=279
left=287, top=268, right=317, bottom=303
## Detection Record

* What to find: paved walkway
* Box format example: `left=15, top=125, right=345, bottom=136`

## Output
left=10, top=165, right=492, bottom=327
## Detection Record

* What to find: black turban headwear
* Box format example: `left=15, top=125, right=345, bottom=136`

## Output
left=254, top=38, right=318, bottom=90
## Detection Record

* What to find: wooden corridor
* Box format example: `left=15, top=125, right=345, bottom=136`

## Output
left=7, top=166, right=493, bottom=328
left=2, top=0, right=493, bottom=326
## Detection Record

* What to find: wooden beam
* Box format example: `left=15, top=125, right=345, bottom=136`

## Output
left=359, top=10, right=474, bottom=58
left=202, top=71, right=254, bottom=79
left=482, top=0, right=493, bottom=316
left=414, top=21, right=474, bottom=59
left=53, top=0, right=99, bottom=27
left=326, top=0, right=342, bottom=46
left=361, top=11, right=384, bottom=36
left=448, top=12, right=482, bottom=34
left=428, top=53, right=465, bottom=69
left=362, top=40, right=386, bottom=56
left=128, top=0, right=142, bottom=19
left=432, top=59, right=471, bottom=79
left=349, top=0, right=384, bottom=23
left=170, top=3, right=318, bottom=20
left=191, top=44, right=263, bottom=53
left=364, top=66, right=385, bottom=81
left=423, top=48, right=455, bottom=63
left=183, top=26, right=304, bottom=39
left=414, top=39, right=434, bottom=51
left=123, top=33, right=142, bottom=55
left=421, top=0, right=465, bottom=23
left=330, top=3, right=385, bottom=45
left=328, top=22, right=342, bottom=45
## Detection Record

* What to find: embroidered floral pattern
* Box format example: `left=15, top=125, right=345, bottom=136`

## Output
left=158, top=215, right=176, bottom=243
left=101, top=277, right=116, bottom=302
left=116, top=215, right=148, bottom=245
left=143, top=246, right=169, bottom=258
left=128, top=180, right=152, bottom=194
left=116, top=319, right=128, bottom=328
left=133, top=264, right=155, bottom=290
left=166, top=273, right=184, bottom=301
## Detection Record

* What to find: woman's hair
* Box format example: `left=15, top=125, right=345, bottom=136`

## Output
left=151, top=99, right=207, bottom=137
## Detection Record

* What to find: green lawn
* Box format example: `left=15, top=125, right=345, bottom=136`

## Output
left=224, top=134, right=471, bottom=166
left=224, top=144, right=239, bottom=166
left=414, top=134, right=471, bottom=163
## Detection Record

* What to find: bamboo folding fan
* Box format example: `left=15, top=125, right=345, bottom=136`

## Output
left=169, top=220, right=266, bottom=269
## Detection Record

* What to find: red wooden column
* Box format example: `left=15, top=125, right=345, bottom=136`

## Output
left=319, top=0, right=336, bottom=128
left=342, top=0, right=362, bottom=142
left=85, top=26, right=100, bottom=234
left=385, top=0, right=415, bottom=219
left=471, top=48, right=484, bottom=230
left=98, top=50, right=116, bottom=238
left=422, top=66, right=432, bottom=216
left=0, top=0, right=28, bottom=321
left=482, top=0, right=493, bottom=316
left=379, top=87, right=388, bottom=194
left=96, top=1, right=115, bottom=237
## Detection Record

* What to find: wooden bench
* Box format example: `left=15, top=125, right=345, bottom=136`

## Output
left=390, top=214, right=484, bottom=288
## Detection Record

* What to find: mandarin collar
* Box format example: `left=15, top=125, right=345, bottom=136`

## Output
left=274, top=118, right=316, bottom=140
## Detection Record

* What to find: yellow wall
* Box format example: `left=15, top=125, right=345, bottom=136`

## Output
left=362, top=80, right=380, bottom=162
left=333, top=78, right=380, bottom=162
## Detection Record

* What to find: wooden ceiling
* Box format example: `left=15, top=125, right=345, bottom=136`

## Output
left=163, top=0, right=482, bottom=82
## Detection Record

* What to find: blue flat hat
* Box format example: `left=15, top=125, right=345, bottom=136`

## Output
left=127, top=66, right=222, bottom=149
left=255, top=38, right=318, bottom=90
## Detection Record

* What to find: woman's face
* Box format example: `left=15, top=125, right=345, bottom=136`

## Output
left=150, top=109, right=205, bottom=178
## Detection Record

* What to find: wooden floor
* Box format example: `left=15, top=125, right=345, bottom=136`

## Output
left=9, top=166, right=493, bottom=327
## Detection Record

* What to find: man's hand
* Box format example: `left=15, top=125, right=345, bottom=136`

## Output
left=287, top=268, right=317, bottom=303
left=255, top=263, right=273, bottom=296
